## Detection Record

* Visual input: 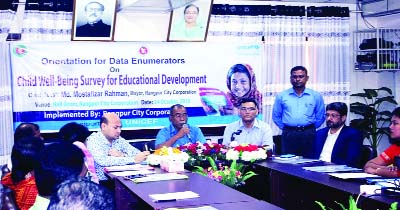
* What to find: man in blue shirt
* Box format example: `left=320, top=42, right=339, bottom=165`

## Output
left=155, top=104, right=206, bottom=149
left=272, top=66, right=325, bottom=158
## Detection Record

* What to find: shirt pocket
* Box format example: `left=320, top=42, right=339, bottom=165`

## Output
left=304, top=102, right=315, bottom=117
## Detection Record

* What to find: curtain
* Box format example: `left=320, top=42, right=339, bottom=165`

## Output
left=21, top=10, right=72, bottom=41
left=208, top=5, right=351, bottom=134
left=0, top=9, right=15, bottom=40
left=0, top=42, right=13, bottom=165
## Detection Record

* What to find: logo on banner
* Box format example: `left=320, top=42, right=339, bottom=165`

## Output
left=139, top=46, right=148, bottom=55
left=13, top=45, right=28, bottom=57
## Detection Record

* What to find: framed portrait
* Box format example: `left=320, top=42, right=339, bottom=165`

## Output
left=167, top=0, right=213, bottom=42
left=71, top=0, right=117, bottom=41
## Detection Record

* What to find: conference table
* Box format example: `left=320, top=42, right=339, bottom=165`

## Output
left=110, top=169, right=283, bottom=210
left=255, top=159, right=400, bottom=210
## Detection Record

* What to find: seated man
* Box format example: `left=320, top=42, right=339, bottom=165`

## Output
left=313, top=102, right=363, bottom=168
left=155, top=104, right=206, bottom=149
left=30, top=142, right=85, bottom=210
left=222, top=98, right=273, bottom=147
left=86, top=112, right=149, bottom=187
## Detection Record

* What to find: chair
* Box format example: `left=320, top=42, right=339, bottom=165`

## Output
left=1, top=164, right=10, bottom=179
left=359, top=145, right=377, bottom=168
left=273, top=135, right=282, bottom=156
left=1, top=165, right=19, bottom=210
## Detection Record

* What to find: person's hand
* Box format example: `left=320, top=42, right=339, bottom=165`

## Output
left=108, top=148, right=125, bottom=157
left=177, top=126, right=190, bottom=138
left=134, top=151, right=150, bottom=163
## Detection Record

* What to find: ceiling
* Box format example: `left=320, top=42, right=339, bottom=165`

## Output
left=118, top=0, right=400, bottom=17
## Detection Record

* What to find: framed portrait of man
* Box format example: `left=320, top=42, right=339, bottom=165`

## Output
left=167, top=0, right=213, bottom=42
left=71, top=0, right=117, bottom=41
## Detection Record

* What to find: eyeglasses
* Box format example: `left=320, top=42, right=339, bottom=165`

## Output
left=290, top=75, right=306, bottom=79
left=184, top=12, right=199, bottom=15
left=86, top=8, right=103, bottom=12
left=240, top=107, right=257, bottom=112
left=325, top=113, right=341, bottom=118
left=172, top=113, right=187, bottom=118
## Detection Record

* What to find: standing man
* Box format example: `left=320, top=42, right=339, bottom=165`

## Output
left=313, top=102, right=363, bottom=168
left=155, top=104, right=206, bottom=149
left=222, top=98, right=273, bottom=147
left=272, top=66, right=325, bottom=158
left=86, top=112, right=149, bottom=188
left=75, top=1, right=111, bottom=37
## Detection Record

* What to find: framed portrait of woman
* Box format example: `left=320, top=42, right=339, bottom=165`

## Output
left=167, top=0, right=213, bottom=42
left=71, top=0, right=117, bottom=41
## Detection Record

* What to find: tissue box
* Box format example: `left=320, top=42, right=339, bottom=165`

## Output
left=160, top=159, right=184, bottom=172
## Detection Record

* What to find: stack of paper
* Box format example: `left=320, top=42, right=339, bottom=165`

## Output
left=104, top=164, right=154, bottom=172
left=328, top=172, right=379, bottom=179
left=302, top=165, right=362, bottom=173
left=149, top=191, right=199, bottom=202
left=110, top=169, right=155, bottom=177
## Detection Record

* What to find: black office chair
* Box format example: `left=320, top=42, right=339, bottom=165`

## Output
left=273, top=135, right=282, bottom=156
left=359, top=145, right=377, bottom=168
left=1, top=164, right=10, bottom=179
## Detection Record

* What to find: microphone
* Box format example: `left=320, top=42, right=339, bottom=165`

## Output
left=230, top=129, right=242, bottom=141
left=182, top=124, right=191, bottom=140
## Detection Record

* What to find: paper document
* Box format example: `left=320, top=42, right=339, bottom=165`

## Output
left=149, top=191, right=199, bottom=202
left=165, top=206, right=218, bottom=210
left=104, top=164, right=154, bottom=172
left=273, top=156, right=320, bottom=164
left=133, top=173, right=188, bottom=183
left=328, top=172, right=380, bottom=179
left=110, top=169, right=155, bottom=177
left=303, top=165, right=362, bottom=173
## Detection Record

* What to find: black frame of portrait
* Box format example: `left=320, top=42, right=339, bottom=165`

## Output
left=167, top=0, right=213, bottom=42
left=71, top=0, right=117, bottom=41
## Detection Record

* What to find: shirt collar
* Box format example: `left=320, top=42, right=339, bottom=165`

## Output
left=239, top=119, right=259, bottom=129
left=328, top=125, right=345, bottom=136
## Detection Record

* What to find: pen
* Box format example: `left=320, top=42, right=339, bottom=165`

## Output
left=154, top=199, right=177, bottom=202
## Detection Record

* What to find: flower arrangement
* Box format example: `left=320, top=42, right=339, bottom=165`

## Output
left=178, top=141, right=227, bottom=167
left=193, top=156, right=257, bottom=188
left=226, top=142, right=268, bottom=162
left=146, top=146, right=189, bottom=166
left=178, top=141, right=227, bottom=158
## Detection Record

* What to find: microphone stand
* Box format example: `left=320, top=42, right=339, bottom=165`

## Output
left=230, top=130, right=242, bottom=141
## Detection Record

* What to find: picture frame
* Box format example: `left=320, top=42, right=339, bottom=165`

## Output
left=167, top=0, right=213, bottom=42
left=71, top=0, right=117, bottom=41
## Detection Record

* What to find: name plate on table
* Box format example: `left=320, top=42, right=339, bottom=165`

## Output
left=160, top=160, right=185, bottom=172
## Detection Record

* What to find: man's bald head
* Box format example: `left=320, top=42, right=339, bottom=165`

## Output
left=100, top=112, right=122, bottom=142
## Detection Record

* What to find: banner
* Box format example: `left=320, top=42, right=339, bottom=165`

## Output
left=10, top=42, right=263, bottom=132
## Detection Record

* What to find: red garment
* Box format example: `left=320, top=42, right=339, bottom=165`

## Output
left=380, top=144, right=400, bottom=164
left=1, top=172, right=38, bottom=210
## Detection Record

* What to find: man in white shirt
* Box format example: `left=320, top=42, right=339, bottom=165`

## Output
left=313, top=102, right=364, bottom=168
left=222, top=98, right=273, bottom=147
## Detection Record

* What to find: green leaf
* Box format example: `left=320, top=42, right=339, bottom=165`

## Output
left=377, top=87, right=393, bottom=95
left=364, top=89, right=378, bottom=98
left=315, top=201, right=327, bottom=210
left=206, top=156, right=217, bottom=171
left=242, top=171, right=257, bottom=182
left=389, top=202, right=398, bottom=210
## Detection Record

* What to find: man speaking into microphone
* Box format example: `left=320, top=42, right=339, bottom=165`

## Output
left=222, top=98, right=273, bottom=147
left=155, top=104, right=206, bottom=149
